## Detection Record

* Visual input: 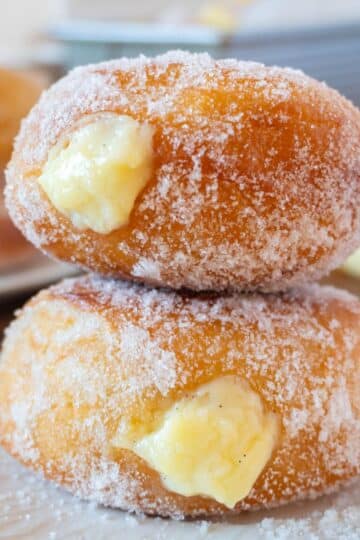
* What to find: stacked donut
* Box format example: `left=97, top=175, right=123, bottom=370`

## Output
left=1, top=51, right=360, bottom=518
left=0, top=68, right=43, bottom=269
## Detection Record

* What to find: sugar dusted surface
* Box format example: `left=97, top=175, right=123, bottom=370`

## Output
left=0, top=275, right=360, bottom=519
left=5, top=51, right=360, bottom=291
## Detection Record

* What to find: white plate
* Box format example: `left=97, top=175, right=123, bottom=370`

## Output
left=0, top=447, right=359, bottom=540
left=0, top=256, right=78, bottom=301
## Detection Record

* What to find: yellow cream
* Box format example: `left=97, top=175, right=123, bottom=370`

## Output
left=342, top=248, right=360, bottom=278
left=113, top=376, right=279, bottom=509
left=38, top=115, right=153, bottom=234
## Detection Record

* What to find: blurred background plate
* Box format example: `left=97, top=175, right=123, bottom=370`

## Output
left=0, top=257, right=77, bottom=301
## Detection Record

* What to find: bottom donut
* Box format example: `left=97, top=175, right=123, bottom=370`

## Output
left=0, top=275, right=359, bottom=518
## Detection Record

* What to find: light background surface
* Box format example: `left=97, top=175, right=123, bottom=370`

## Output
left=2, top=0, right=360, bottom=64
left=0, top=447, right=359, bottom=539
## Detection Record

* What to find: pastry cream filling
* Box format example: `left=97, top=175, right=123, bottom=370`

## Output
left=38, top=115, right=153, bottom=234
left=113, top=376, right=279, bottom=509
left=342, top=248, right=360, bottom=278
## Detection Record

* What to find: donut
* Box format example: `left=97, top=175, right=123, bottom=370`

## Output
left=0, top=68, right=44, bottom=268
left=0, top=275, right=359, bottom=518
left=5, top=51, right=360, bottom=292
left=0, top=68, right=43, bottom=173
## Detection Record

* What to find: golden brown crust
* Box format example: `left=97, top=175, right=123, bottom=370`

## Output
left=0, top=275, right=359, bottom=517
left=0, top=68, right=43, bottom=171
left=0, top=69, right=43, bottom=268
left=5, top=52, right=360, bottom=292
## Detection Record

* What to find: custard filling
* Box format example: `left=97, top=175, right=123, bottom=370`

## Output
left=342, top=248, right=360, bottom=278
left=38, top=115, right=153, bottom=234
left=113, top=376, right=279, bottom=508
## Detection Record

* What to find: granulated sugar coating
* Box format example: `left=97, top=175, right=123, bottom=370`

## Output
left=0, top=275, right=359, bottom=518
left=5, top=51, right=360, bottom=292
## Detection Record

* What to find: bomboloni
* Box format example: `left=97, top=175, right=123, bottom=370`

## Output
left=0, top=275, right=359, bottom=518
left=5, top=51, right=360, bottom=292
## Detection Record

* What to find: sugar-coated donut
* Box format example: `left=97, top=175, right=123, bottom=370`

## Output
left=0, top=275, right=359, bottom=518
left=5, top=51, right=360, bottom=292
left=0, top=69, right=43, bottom=268
left=0, top=68, right=43, bottom=173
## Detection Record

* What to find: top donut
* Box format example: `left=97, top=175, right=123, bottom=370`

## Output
left=5, top=51, right=360, bottom=292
